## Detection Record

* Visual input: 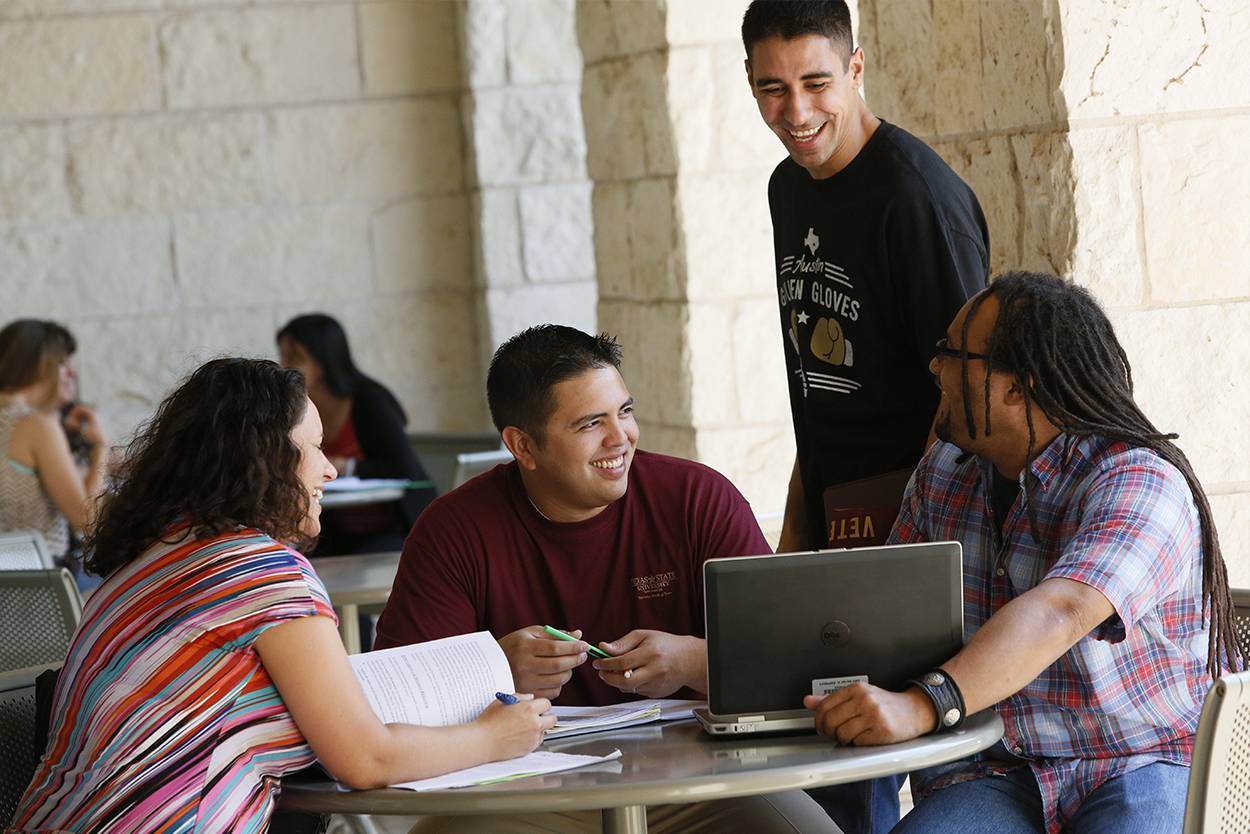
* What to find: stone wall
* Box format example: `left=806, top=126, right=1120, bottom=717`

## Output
left=0, top=0, right=485, bottom=438
left=460, top=0, right=597, bottom=376
left=577, top=0, right=796, bottom=514
left=859, top=0, right=1250, bottom=577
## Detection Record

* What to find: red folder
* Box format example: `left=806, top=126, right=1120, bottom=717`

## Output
left=822, top=468, right=915, bottom=549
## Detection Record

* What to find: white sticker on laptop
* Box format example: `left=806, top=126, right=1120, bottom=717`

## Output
left=812, top=675, right=868, bottom=696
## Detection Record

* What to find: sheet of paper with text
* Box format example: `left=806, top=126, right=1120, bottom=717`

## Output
left=348, top=630, right=515, bottom=727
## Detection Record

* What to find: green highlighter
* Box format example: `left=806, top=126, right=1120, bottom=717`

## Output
left=543, top=625, right=612, bottom=659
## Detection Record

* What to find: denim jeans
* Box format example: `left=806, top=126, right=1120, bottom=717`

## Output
left=807, top=775, right=905, bottom=834
left=890, top=760, right=1189, bottom=834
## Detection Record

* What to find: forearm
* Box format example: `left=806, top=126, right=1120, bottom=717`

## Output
left=79, top=447, right=109, bottom=527
left=777, top=458, right=810, bottom=552
left=941, top=579, right=1112, bottom=714
left=346, top=721, right=497, bottom=789
left=684, top=637, right=708, bottom=694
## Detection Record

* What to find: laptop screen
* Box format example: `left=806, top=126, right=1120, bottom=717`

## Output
left=703, top=542, right=964, bottom=716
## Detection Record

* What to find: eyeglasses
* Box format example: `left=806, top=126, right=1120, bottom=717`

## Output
left=933, top=337, right=990, bottom=362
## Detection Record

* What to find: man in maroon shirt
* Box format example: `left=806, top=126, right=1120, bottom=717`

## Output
left=375, top=325, right=772, bottom=706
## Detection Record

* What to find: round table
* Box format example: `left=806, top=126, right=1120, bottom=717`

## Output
left=280, top=711, right=1003, bottom=834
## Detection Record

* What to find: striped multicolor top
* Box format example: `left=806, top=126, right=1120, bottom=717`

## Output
left=10, top=526, right=338, bottom=833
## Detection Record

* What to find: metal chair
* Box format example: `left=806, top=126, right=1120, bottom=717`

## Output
left=0, top=662, right=60, bottom=825
left=0, top=569, right=82, bottom=673
left=1183, top=669, right=1250, bottom=833
left=1230, top=588, right=1250, bottom=662
left=0, top=531, right=54, bottom=571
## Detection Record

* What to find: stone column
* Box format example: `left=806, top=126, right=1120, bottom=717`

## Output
left=576, top=0, right=795, bottom=512
left=859, top=0, right=1250, bottom=574
left=459, top=0, right=598, bottom=377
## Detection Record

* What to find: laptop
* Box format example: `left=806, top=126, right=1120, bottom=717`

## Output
left=451, top=447, right=514, bottom=489
left=694, top=542, right=963, bottom=736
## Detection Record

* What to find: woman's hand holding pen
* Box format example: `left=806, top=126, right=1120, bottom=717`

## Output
left=476, top=693, right=555, bottom=760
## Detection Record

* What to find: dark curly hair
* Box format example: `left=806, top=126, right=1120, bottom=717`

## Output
left=85, top=358, right=312, bottom=577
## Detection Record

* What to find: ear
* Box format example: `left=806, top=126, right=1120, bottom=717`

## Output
left=501, top=426, right=538, bottom=471
left=848, top=46, right=865, bottom=87
left=744, top=57, right=755, bottom=91
left=1002, top=375, right=1028, bottom=406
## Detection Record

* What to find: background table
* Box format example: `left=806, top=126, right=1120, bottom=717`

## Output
left=320, top=487, right=406, bottom=509
left=311, top=551, right=402, bottom=653
left=280, top=711, right=1003, bottom=834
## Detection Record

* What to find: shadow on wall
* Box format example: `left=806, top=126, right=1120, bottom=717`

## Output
left=857, top=0, right=1077, bottom=280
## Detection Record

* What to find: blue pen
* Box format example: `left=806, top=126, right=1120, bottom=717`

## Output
left=495, top=691, right=519, bottom=705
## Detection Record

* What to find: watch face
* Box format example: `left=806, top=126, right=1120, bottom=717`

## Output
left=943, top=708, right=962, bottom=727
left=924, top=672, right=945, bottom=686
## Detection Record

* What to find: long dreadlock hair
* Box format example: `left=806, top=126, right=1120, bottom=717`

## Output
left=955, top=271, right=1237, bottom=678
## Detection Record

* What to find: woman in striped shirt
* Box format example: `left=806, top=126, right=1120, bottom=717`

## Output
left=11, top=358, right=555, bottom=833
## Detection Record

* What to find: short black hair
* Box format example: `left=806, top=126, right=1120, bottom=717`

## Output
left=487, top=325, right=623, bottom=439
left=742, top=0, right=854, bottom=64
left=276, top=313, right=362, bottom=398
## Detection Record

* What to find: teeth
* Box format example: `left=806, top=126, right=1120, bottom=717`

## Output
left=789, top=125, right=821, bottom=140
left=591, top=456, right=624, bottom=470
left=311, top=488, right=324, bottom=500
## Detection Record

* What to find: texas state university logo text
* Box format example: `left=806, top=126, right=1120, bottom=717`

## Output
left=630, top=571, right=677, bottom=601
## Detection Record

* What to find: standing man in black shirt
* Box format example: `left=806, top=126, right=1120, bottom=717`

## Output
left=742, top=2, right=989, bottom=832
left=744, top=0, right=989, bottom=556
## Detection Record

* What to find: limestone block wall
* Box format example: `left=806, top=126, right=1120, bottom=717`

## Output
left=859, top=0, right=1250, bottom=577
left=0, top=0, right=485, bottom=439
left=577, top=0, right=798, bottom=513
left=460, top=0, right=597, bottom=375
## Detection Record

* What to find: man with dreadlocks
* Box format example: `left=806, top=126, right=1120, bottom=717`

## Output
left=804, top=272, right=1237, bottom=834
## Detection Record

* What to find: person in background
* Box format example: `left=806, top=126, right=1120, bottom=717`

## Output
left=11, top=358, right=553, bottom=833
left=0, top=319, right=109, bottom=583
left=277, top=313, right=435, bottom=556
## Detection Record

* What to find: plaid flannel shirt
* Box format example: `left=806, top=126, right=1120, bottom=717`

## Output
left=891, top=433, right=1209, bottom=834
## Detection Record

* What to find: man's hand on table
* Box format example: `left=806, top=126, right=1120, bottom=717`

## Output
left=498, top=625, right=588, bottom=700
left=803, top=683, right=937, bottom=745
left=593, top=630, right=706, bottom=698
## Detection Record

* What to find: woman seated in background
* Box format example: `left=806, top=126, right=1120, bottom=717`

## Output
left=11, top=358, right=553, bottom=832
left=0, top=319, right=108, bottom=579
left=277, top=313, right=436, bottom=555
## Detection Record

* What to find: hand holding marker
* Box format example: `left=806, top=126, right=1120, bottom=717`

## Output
left=542, top=625, right=612, bottom=659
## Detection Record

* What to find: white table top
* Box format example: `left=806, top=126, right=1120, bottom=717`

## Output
left=279, top=711, right=1003, bottom=816
left=310, top=551, right=402, bottom=607
left=319, top=486, right=405, bottom=509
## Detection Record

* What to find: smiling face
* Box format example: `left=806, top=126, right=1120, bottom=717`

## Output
left=509, top=366, right=639, bottom=524
left=747, top=33, right=869, bottom=180
left=290, top=397, right=337, bottom=538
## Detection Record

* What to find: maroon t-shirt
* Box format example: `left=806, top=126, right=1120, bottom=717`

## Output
left=374, top=449, right=771, bottom=705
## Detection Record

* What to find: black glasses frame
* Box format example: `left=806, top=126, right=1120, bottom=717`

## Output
left=933, top=337, right=991, bottom=362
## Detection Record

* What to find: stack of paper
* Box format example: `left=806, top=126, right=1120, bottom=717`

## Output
left=393, top=749, right=623, bottom=791
left=547, top=704, right=662, bottom=739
